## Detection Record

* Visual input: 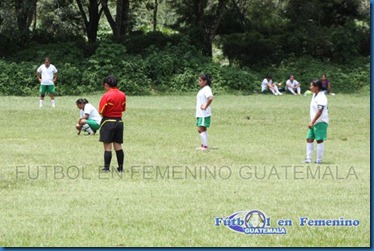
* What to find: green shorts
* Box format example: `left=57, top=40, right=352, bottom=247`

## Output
left=196, top=116, right=211, bottom=128
left=40, top=84, right=56, bottom=94
left=86, top=119, right=100, bottom=131
left=307, top=122, right=328, bottom=141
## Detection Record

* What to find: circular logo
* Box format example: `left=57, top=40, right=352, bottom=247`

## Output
left=245, top=210, right=266, bottom=228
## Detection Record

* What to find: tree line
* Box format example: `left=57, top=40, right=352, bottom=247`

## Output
left=0, top=0, right=370, bottom=63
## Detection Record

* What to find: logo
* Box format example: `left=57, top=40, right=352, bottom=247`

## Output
left=215, top=209, right=287, bottom=235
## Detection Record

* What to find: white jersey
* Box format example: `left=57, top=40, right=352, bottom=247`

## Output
left=196, top=86, right=213, bottom=118
left=84, top=103, right=101, bottom=124
left=261, top=78, right=272, bottom=91
left=37, top=64, right=58, bottom=85
left=286, top=79, right=299, bottom=88
left=79, top=109, right=85, bottom=119
left=310, top=92, right=329, bottom=124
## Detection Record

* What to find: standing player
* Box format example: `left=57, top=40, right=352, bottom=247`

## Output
left=36, top=58, right=58, bottom=108
left=99, top=76, right=126, bottom=172
left=303, top=80, right=329, bottom=164
left=75, top=98, right=101, bottom=135
left=286, top=75, right=301, bottom=95
left=196, top=74, right=214, bottom=151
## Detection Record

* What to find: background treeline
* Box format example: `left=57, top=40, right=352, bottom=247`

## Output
left=0, top=0, right=370, bottom=95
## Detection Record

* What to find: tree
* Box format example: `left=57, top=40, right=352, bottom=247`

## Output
left=169, top=0, right=229, bottom=57
left=76, top=0, right=103, bottom=43
left=102, top=0, right=130, bottom=40
left=14, top=0, right=37, bottom=35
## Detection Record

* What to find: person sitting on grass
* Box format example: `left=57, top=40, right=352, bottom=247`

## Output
left=320, top=74, right=333, bottom=95
left=75, top=98, right=101, bottom=135
left=261, top=75, right=282, bottom=95
left=286, top=74, right=301, bottom=95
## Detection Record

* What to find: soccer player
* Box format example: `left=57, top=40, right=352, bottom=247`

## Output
left=303, top=80, right=329, bottom=164
left=286, top=75, right=301, bottom=95
left=36, top=58, right=58, bottom=108
left=261, top=75, right=282, bottom=95
left=196, top=74, right=214, bottom=151
left=75, top=98, right=101, bottom=135
left=99, top=76, right=126, bottom=172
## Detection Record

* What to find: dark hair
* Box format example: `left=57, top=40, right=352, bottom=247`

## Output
left=199, top=73, right=212, bottom=86
left=266, top=75, right=272, bottom=79
left=311, top=79, right=323, bottom=90
left=289, top=74, right=294, bottom=79
left=103, top=75, right=117, bottom=87
left=45, top=57, right=50, bottom=62
left=76, top=98, right=89, bottom=105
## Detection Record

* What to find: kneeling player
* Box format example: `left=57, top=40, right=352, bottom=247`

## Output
left=76, top=98, right=101, bottom=135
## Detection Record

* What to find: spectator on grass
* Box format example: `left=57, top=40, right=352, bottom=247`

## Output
left=261, top=75, right=282, bottom=95
left=286, top=75, right=301, bottom=95
left=320, top=74, right=332, bottom=95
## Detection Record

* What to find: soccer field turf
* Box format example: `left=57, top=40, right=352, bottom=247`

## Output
left=0, top=93, right=370, bottom=247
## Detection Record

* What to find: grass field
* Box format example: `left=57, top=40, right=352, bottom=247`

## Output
left=0, top=93, right=370, bottom=247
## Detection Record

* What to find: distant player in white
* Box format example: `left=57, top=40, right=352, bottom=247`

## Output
left=261, top=75, right=282, bottom=95
left=196, top=74, right=213, bottom=151
left=286, top=75, right=301, bottom=95
left=36, top=58, right=58, bottom=108
left=75, top=98, right=101, bottom=135
left=304, top=80, right=329, bottom=164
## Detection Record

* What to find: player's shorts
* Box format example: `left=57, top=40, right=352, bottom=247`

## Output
left=196, top=116, right=211, bottom=128
left=40, top=84, right=56, bottom=94
left=86, top=119, right=100, bottom=131
left=99, top=118, right=123, bottom=144
left=307, top=122, right=328, bottom=141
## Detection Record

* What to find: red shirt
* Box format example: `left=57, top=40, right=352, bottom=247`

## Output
left=99, top=88, right=126, bottom=118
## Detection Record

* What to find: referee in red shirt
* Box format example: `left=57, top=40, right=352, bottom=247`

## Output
left=99, top=75, right=126, bottom=172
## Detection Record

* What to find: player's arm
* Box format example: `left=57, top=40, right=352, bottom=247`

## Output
left=53, top=72, right=59, bottom=83
left=309, top=105, right=324, bottom=129
left=122, top=96, right=126, bottom=112
left=201, top=96, right=213, bottom=110
left=37, top=72, right=42, bottom=82
left=99, top=96, right=107, bottom=116
left=327, top=81, right=332, bottom=94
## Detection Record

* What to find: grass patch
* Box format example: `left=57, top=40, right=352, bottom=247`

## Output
left=0, top=93, right=369, bottom=247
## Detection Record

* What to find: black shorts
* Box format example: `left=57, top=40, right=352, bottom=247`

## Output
left=99, top=118, right=124, bottom=144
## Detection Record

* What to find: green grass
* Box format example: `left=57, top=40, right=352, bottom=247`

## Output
left=0, top=93, right=370, bottom=247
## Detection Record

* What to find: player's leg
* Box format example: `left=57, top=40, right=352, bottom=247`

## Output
left=103, top=143, right=113, bottom=172
left=314, top=123, right=328, bottom=164
left=304, top=128, right=315, bottom=163
left=83, top=119, right=97, bottom=135
left=100, top=120, right=115, bottom=172
left=288, top=85, right=296, bottom=95
left=48, top=85, right=56, bottom=108
left=113, top=120, right=124, bottom=172
left=197, top=117, right=210, bottom=150
left=39, top=85, right=47, bottom=108
left=296, top=85, right=301, bottom=95
left=273, top=84, right=282, bottom=95
left=269, top=85, right=277, bottom=95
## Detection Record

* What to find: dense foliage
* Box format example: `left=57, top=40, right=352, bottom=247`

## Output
left=0, top=0, right=370, bottom=96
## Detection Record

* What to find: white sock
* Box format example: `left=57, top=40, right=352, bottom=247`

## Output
left=40, top=100, right=44, bottom=107
left=205, top=131, right=208, bottom=147
left=200, top=132, right=208, bottom=147
left=317, top=143, right=324, bottom=162
left=274, top=85, right=282, bottom=95
left=297, top=87, right=301, bottom=94
left=270, top=88, right=276, bottom=95
left=306, top=142, right=314, bottom=160
left=82, top=124, right=93, bottom=134
left=288, top=88, right=296, bottom=95
left=51, top=100, right=55, bottom=106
